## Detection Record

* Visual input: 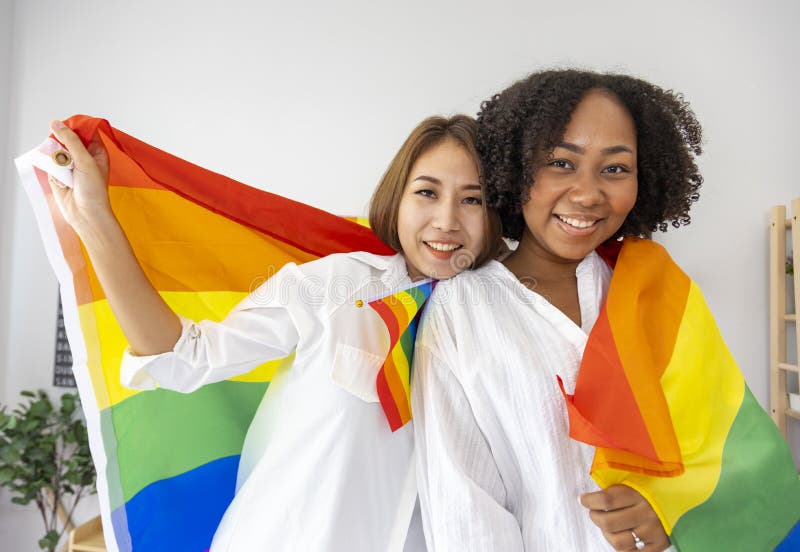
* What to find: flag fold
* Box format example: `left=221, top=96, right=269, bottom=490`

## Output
left=16, top=115, right=392, bottom=551
left=564, top=238, right=800, bottom=551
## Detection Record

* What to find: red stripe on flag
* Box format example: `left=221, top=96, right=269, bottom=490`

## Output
left=566, top=307, right=660, bottom=461
left=370, top=299, right=401, bottom=345
left=382, top=357, right=411, bottom=423
left=61, top=115, right=393, bottom=259
left=376, top=369, right=403, bottom=431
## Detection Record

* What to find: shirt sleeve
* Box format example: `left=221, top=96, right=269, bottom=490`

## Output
left=120, top=262, right=316, bottom=393
left=412, top=334, right=524, bottom=551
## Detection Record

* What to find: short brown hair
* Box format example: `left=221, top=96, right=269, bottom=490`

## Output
left=369, top=115, right=502, bottom=268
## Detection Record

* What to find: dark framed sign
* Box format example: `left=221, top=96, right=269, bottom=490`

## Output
left=54, top=293, right=76, bottom=388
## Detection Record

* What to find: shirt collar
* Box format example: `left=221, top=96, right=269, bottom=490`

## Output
left=347, top=251, right=412, bottom=290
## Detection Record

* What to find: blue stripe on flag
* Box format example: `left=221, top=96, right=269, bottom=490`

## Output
left=775, top=518, right=800, bottom=551
left=120, top=455, right=240, bottom=551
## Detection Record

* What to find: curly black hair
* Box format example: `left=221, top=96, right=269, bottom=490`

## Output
left=476, top=69, right=703, bottom=241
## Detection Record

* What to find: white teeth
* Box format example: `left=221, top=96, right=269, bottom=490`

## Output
left=556, top=215, right=597, bottom=229
left=426, top=242, right=461, bottom=252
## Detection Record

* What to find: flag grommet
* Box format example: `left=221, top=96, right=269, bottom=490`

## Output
left=52, top=150, right=73, bottom=168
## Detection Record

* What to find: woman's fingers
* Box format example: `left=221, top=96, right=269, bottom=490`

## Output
left=46, top=120, right=112, bottom=228
left=582, top=486, right=671, bottom=551
left=605, top=527, right=668, bottom=551
left=47, top=173, right=72, bottom=220
left=47, top=174, right=68, bottom=201
left=85, top=132, right=110, bottom=178
left=50, top=120, right=94, bottom=168
left=581, top=484, right=639, bottom=511
left=50, top=119, right=110, bottom=187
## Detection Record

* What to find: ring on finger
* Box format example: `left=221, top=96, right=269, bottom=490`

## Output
left=631, top=530, right=645, bottom=551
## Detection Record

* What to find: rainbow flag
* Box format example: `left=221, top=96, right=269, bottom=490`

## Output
left=561, top=238, right=800, bottom=551
left=16, top=116, right=393, bottom=552
left=366, top=279, right=437, bottom=431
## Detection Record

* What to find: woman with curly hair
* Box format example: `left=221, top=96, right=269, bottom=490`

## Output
left=412, top=69, right=702, bottom=551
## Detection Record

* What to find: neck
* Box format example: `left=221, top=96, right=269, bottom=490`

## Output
left=503, top=232, right=582, bottom=287
left=503, top=231, right=586, bottom=327
left=402, top=256, right=426, bottom=282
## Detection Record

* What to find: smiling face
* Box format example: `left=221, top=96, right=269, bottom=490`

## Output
left=518, top=89, right=638, bottom=265
left=397, top=138, right=487, bottom=280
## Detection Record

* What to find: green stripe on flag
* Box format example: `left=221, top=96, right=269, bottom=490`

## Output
left=111, top=380, right=268, bottom=502
left=671, top=386, right=800, bottom=551
left=100, top=407, right=125, bottom=510
left=405, top=285, right=427, bottom=307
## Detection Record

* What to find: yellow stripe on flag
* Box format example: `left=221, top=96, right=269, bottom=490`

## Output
left=86, top=291, right=285, bottom=409
left=593, top=283, right=745, bottom=532
left=390, top=346, right=412, bottom=400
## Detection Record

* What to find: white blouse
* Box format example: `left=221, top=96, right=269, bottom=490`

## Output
left=121, top=252, right=426, bottom=552
left=412, top=252, right=617, bottom=551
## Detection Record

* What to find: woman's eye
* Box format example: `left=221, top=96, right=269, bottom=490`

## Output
left=415, top=189, right=435, bottom=198
left=548, top=159, right=572, bottom=169
left=603, top=165, right=629, bottom=174
left=463, top=196, right=483, bottom=206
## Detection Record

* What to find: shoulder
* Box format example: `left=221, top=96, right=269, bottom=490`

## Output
left=581, top=250, right=613, bottom=274
left=244, top=252, right=402, bottom=313
left=286, top=252, right=409, bottom=319
left=429, top=260, right=518, bottom=310
left=296, top=251, right=402, bottom=279
left=418, top=260, right=517, bottom=347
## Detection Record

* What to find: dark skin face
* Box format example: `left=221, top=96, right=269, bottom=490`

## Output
left=503, top=89, right=638, bottom=326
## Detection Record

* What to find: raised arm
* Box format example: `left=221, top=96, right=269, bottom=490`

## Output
left=49, top=120, right=182, bottom=355
left=412, top=341, right=524, bottom=552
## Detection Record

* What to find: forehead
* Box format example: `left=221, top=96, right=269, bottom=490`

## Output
left=561, top=90, right=637, bottom=146
left=410, top=138, right=479, bottom=175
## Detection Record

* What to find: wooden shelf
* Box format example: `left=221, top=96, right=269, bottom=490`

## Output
left=66, top=516, right=106, bottom=552
left=787, top=409, right=800, bottom=421
left=778, top=363, right=800, bottom=374
left=770, top=198, right=800, bottom=438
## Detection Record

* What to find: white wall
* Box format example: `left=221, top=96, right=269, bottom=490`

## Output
left=0, top=0, right=15, bottom=406
left=2, top=0, right=799, bottom=547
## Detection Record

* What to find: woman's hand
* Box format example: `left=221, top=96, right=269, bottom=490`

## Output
left=48, top=120, right=113, bottom=231
left=581, top=485, right=671, bottom=551
left=46, top=119, right=182, bottom=355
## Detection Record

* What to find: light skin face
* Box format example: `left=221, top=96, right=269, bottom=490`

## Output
left=507, top=89, right=639, bottom=281
left=397, top=138, right=486, bottom=281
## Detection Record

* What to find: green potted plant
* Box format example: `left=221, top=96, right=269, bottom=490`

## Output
left=0, top=390, right=97, bottom=551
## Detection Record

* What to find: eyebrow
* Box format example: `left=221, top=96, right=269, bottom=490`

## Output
left=412, top=176, right=482, bottom=190
left=412, top=175, right=441, bottom=185
left=555, top=142, right=634, bottom=155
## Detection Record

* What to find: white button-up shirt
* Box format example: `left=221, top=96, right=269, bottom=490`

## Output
left=412, top=252, right=618, bottom=551
left=122, top=252, right=426, bottom=552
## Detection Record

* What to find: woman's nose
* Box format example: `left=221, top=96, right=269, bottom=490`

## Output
left=432, top=201, right=461, bottom=232
left=568, top=172, right=604, bottom=206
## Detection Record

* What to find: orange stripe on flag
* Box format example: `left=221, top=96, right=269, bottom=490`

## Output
left=564, top=238, right=685, bottom=476
left=568, top=308, right=660, bottom=462
left=606, top=239, right=687, bottom=471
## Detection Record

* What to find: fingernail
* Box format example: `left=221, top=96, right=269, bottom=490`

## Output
left=51, top=120, right=66, bottom=131
left=48, top=175, right=65, bottom=188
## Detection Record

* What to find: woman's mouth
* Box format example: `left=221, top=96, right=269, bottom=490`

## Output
left=424, top=241, right=463, bottom=259
left=554, top=214, right=601, bottom=235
